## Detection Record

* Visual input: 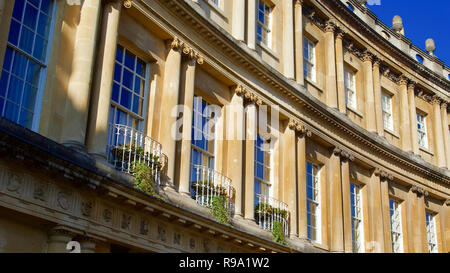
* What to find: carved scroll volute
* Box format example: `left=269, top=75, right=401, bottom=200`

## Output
left=289, top=120, right=312, bottom=137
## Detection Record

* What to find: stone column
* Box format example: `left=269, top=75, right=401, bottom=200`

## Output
left=227, top=87, right=245, bottom=217
left=370, top=169, right=388, bottom=253
left=324, top=21, right=338, bottom=109
left=247, top=0, right=256, bottom=50
left=231, top=0, right=245, bottom=41
left=244, top=102, right=257, bottom=221
left=158, top=38, right=183, bottom=187
left=441, top=103, right=450, bottom=169
left=408, top=186, right=427, bottom=252
left=285, top=121, right=303, bottom=238
left=47, top=227, right=74, bottom=253
left=86, top=0, right=122, bottom=157
left=282, top=0, right=294, bottom=79
left=398, top=76, right=412, bottom=152
left=294, top=0, right=304, bottom=85
left=417, top=191, right=428, bottom=252
left=405, top=187, right=416, bottom=252
left=329, top=147, right=344, bottom=252
left=379, top=175, right=393, bottom=252
left=373, top=58, right=384, bottom=136
left=340, top=151, right=353, bottom=253
left=408, top=82, right=419, bottom=155
left=177, top=56, right=198, bottom=196
left=432, top=97, right=446, bottom=168
left=61, top=0, right=102, bottom=147
left=0, top=0, right=13, bottom=70
left=335, top=29, right=346, bottom=114
left=362, top=52, right=376, bottom=133
left=296, top=124, right=308, bottom=239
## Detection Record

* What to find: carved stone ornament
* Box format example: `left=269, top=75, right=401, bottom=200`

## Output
left=173, top=233, right=181, bottom=246
left=234, top=85, right=262, bottom=105
left=203, top=240, right=211, bottom=253
left=81, top=200, right=94, bottom=217
left=33, top=183, right=47, bottom=201
left=168, top=37, right=204, bottom=64
left=57, top=191, right=70, bottom=210
left=121, top=214, right=131, bottom=230
left=140, top=219, right=149, bottom=235
left=333, top=147, right=355, bottom=162
left=288, top=120, right=312, bottom=137
left=411, top=185, right=428, bottom=197
left=103, top=209, right=112, bottom=222
left=374, top=168, right=394, bottom=181
left=157, top=225, right=167, bottom=242
left=123, top=0, right=132, bottom=9
left=189, top=238, right=196, bottom=250
left=6, top=172, right=23, bottom=194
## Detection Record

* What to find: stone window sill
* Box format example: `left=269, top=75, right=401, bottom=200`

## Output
left=257, top=41, right=280, bottom=61
left=305, top=78, right=323, bottom=92
left=204, top=0, right=227, bottom=20
left=419, top=146, right=434, bottom=156
left=346, top=106, right=364, bottom=118
left=384, top=128, right=400, bottom=139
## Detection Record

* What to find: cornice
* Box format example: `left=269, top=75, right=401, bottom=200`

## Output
left=138, top=0, right=450, bottom=186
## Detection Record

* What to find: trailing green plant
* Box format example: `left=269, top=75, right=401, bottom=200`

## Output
left=272, top=220, right=287, bottom=246
left=254, top=203, right=288, bottom=220
left=211, top=195, right=231, bottom=226
left=110, top=144, right=162, bottom=171
left=191, top=180, right=228, bottom=197
left=131, top=162, right=166, bottom=201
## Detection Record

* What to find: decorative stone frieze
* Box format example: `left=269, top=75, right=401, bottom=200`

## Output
left=288, top=120, right=312, bottom=137
left=374, top=168, right=394, bottom=182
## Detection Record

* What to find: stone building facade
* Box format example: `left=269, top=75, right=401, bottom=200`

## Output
left=0, top=0, right=448, bottom=253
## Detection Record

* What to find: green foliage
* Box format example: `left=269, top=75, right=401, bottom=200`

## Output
left=272, top=221, right=287, bottom=246
left=191, top=180, right=228, bottom=197
left=211, top=195, right=231, bottom=226
left=131, top=162, right=166, bottom=201
left=254, top=203, right=288, bottom=219
left=110, top=144, right=162, bottom=171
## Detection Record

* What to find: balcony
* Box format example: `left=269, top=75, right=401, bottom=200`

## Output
left=255, top=194, right=289, bottom=236
left=190, top=164, right=233, bottom=212
left=107, top=124, right=163, bottom=185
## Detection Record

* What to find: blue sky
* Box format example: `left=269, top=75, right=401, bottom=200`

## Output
left=367, top=0, right=450, bottom=67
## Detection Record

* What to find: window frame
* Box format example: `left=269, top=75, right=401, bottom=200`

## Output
left=1, top=0, right=57, bottom=132
left=425, top=212, right=438, bottom=253
left=256, top=0, right=273, bottom=48
left=303, top=37, right=317, bottom=83
left=381, top=91, right=394, bottom=131
left=254, top=135, right=272, bottom=199
left=350, top=183, right=364, bottom=253
left=417, top=112, right=428, bottom=149
left=306, top=161, right=321, bottom=243
left=389, top=199, right=404, bottom=253
left=344, top=67, right=357, bottom=109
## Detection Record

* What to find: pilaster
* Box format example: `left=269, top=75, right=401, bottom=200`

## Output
left=398, top=75, right=412, bottom=152
left=294, top=0, right=304, bottom=85
left=247, top=0, right=256, bottom=50
left=231, top=0, right=245, bottom=41
left=282, top=0, right=294, bottom=79
left=362, top=51, right=376, bottom=133
left=324, top=21, right=338, bottom=109
left=408, top=81, right=419, bottom=155
left=372, top=58, right=384, bottom=136
left=441, top=103, right=450, bottom=169
left=335, top=28, right=346, bottom=114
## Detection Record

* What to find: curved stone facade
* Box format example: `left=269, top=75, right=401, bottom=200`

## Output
left=0, top=0, right=448, bottom=253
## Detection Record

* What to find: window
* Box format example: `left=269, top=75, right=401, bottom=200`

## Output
left=382, top=92, right=394, bottom=131
left=350, top=183, right=364, bottom=253
left=257, top=0, right=272, bottom=48
left=190, top=97, right=216, bottom=183
left=417, top=113, right=428, bottom=149
left=344, top=67, right=357, bottom=109
left=306, top=162, right=321, bottom=242
left=254, top=135, right=271, bottom=201
left=211, top=0, right=219, bottom=5
left=303, top=37, right=316, bottom=82
left=0, top=0, right=55, bottom=130
left=389, top=200, right=404, bottom=253
left=426, top=212, right=438, bottom=253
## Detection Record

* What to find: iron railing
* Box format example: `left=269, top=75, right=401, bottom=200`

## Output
left=255, top=193, right=289, bottom=236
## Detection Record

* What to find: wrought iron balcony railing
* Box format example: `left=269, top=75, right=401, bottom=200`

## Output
left=107, top=124, right=163, bottom=185
left=191, top=164, right=233, bottom=211
left=255, top=193, right=289, bottom=236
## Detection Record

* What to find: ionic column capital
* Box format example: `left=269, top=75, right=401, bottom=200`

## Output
left=234, top=85, right=262, bottom=105
left=288, top=120, right=312, bottom=137
left=166, top=37, right=204, bottom=64
left=361, top=50, right=375, bottom=63
left=407, top=80, right=416, bottom=91
left=431, top=95, right=444, bottom=106
left=295, top=0, right=304, bottom=7
left=335, top=27, right=346, bottom=39
left=445, top=199, right=450, bottom=206
left=374, top=168, right=394, bottom=182
left=411, top=185, right=429, bottom=197
left=123, top=0, right=132, bottom=8
left=397, top=75, right=409, bottom=86
left=324, top=20, right=337, bottom=33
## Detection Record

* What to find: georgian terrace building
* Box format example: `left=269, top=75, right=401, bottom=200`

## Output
left=0, top=0, right=448, bottom=253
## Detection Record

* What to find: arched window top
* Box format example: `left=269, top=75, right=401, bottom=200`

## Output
left=416, top=54, right=424, bottom=64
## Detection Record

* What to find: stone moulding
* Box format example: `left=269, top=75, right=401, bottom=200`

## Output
left=138, top=0, right=450, bottom=186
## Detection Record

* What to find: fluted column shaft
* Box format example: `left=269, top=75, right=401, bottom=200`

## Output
left=282, top=0, right=294, bottom=79
left=373, top=60, right=384, bottom=136
left=432, top=98, right=446, bottom=168
left=294, top=0, right=304, bottom=85
left=231, top=0, right=245, bottom=41
left=408, top=83, right=419, bottom=155
left=61, top=0, right=102, bottom=146
left=177, top=58, right=197, bottom=195
left=247, top=0, right=256, bottom=50
left=441, top=103, right=450, bottom=169
left=399, top=77, right=412, bottom=151
left=244, top=103, right=257, bottom=220
left=86, top=0, right=122, bottom=156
